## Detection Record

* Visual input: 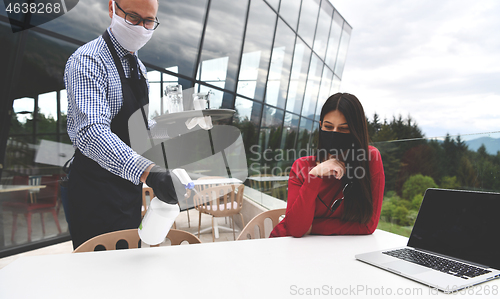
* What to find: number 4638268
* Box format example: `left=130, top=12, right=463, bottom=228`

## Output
left=6, top=2, right=62, bottom=14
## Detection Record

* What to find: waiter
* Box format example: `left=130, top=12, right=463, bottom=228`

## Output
left=64, top=0, right=182, bottom=249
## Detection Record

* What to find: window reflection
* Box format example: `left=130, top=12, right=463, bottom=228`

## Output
left=149, top=82, right=162, bottom=118
left=60, top=89, right=68, bottom=134
left=38, top=91, right=57, bottom=134
left=13, top=97, right=35, bottom=126
left=297, top=0, right=320, bottom=48
left=259, top=106, right=284, bottom=175
left=325, top=11, right=343, bottom=70
left=265, top=19, right=296, bottom=109
left=143, top=0, right=208, bottom=78
left=286, top=39, right=311, bottom=114
left=37, top=0, right=108, bottom=42
left=233, top=97, right=262, bottom=173
left=237, top=0, right=276, bottom=101
left=281, top=112, right=299, bottom=152
left=197, top=0, right=248, bottom=92
left=279, top=0, right=301, bottom=31
left=330, top=75, right=341, bottom=95
left=314, top=66, right=333, bottom=121
left=301, top=54, right=322, bottom=119
left=296, top=117, right=313, bottom=152
left=313, top=1, right=334, bottom=61
left=334, top=23, right=352, bottom=79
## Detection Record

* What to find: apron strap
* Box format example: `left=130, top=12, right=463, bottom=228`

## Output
left=102, top=30, right=153, bottom=147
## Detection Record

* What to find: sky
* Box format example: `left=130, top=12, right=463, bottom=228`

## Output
left=328, top=0, right=500, bottom=140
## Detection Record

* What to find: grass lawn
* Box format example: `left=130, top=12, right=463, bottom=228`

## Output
left=377, top=220, right=413, bottom=238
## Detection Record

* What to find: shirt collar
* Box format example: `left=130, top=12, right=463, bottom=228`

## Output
left=106, top=27, right=134, bottom=59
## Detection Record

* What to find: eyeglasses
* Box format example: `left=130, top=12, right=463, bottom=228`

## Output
left=115, top=1, right=160, bottom=31
left=318, top=183, right=352, bottom=214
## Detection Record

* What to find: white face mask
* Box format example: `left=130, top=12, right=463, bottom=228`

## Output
left=110, top=1, right=154, bottom=53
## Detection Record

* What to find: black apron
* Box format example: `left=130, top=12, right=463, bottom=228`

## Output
left=68, top=30, right=149, bottom=249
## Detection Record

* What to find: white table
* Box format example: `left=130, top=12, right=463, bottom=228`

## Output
left=247, top=176, right=289, bottom=182
left=0, top=185, right=46, bottom=193
left=1, top=229, right=498, bottom=298
left=192, top=177, right=242, bottom=185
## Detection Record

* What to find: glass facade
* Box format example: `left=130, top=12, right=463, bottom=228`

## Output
left=0, top=0, right=353, bottom=256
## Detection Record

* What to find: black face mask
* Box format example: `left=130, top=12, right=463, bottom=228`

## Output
left=317, top=129, right=354, bottom=161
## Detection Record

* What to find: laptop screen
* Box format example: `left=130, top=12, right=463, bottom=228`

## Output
left=408, top=188, right=500, bottom=270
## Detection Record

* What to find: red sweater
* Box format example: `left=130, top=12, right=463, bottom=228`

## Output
left=270, top=146, right=385, bottom=238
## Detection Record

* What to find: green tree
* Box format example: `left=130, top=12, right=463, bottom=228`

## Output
left=402, top=174, right=438, bottom=200
left=457, top=156, right=478, bottom=188
left=394, top=206, right=410, bottom=226
left=440, top=176, right=460, bottom=189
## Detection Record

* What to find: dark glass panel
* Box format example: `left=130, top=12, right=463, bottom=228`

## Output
left=36, top=0, right=108, bottom=42
left=265, top=19, right=296, bottom=109
left=0, top=20, right=20, bottom=103
left=301, top=54, right=322, bottom=119
left=296, top=117, right=313, bottom=153
left=28, top=0, right=79, bottom=30
left=312, top=0, right=333, bottom=61
left=297, top=0, right=320, bottom=47
left=12, top=30, right=76, bottom=100
left=197, top=0, right=249, bottom=92
left=278, top=0, right=301, bottom=31
left=314, top=65, right=333, bottom=121
left=285, top=38, right=311, bottom=114
left=237, top=0, right=276, bottom=102
left=324, top=11, right=343, bottom=70
left=280, top=112, right=299, bottom=171
left=334, top=23, right=352, bottom=79
left=233, top=97, right=262, bottom=175
left=258, top=106, right=284, bottom=175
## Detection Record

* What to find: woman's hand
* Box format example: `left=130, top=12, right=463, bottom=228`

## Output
left=309, top=158, right=346, bottom=180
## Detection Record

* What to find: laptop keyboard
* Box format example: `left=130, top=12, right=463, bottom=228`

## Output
left=383, top=248, right=491, bottom=279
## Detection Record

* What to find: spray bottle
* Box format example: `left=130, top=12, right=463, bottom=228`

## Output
left=138, top=168, right=194, bottom=245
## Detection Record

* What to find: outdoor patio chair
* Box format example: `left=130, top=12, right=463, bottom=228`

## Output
left=73, top=229, right=201, bottom=253
left=236, top=208, right=286, bottom=240
left=193, top=184, right=245, bottom=242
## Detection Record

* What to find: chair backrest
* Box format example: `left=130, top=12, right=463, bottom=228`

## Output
left=73, top=229, right=201, bottom=253
left=165, top=229, right=202, bottom=245
left=73, top=229, right=141, bottom=253
left=11, top=175, right=29, bottom=201
left=193, top=184, right=244, bottom=217
left=142, top=187, right=155, bottom=217
left=38, top=174, right=60, bottom=204
left=236, top=208, right=286, bottom=240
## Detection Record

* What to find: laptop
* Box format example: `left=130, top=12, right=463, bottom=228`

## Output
left=356, top=188, right=500, bottom=293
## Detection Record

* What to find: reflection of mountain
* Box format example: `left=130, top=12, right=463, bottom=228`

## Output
left=465, top=137, right=500, bottom=155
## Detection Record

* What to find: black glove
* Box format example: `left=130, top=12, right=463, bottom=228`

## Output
left=145, top=165, right=184, bottom=205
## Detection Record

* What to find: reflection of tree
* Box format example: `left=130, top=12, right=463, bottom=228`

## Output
left=367, top=113, right=500, bottom=195
left=9, top=108, right=66, bottom=142
left=232, top=114, right=258, bottom=170
left=6, top=109, right=69, bottom=175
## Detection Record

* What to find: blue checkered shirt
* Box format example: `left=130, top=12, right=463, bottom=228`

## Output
left=64, top=28, right=153, bottom=184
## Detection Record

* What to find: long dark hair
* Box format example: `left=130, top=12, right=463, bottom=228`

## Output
left=318, top=93, right=373, bottom=224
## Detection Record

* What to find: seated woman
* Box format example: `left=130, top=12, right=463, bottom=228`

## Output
left=270, top=93, right=385, bottom=237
